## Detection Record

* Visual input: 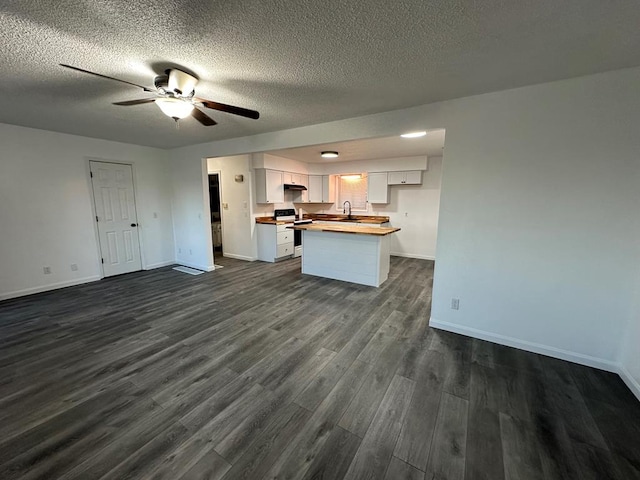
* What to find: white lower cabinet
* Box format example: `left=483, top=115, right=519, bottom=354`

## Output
left=257, top=223, right=294, bottom=262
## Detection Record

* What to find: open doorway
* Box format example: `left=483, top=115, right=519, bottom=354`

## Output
left=208, top=173, right=223, bottom=255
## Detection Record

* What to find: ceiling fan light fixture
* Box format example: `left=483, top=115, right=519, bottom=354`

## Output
left=168, top=69, right=198, bottom=97
left=321, top=151, right=339, bottom=158
left=155, top=97, right=194, bottom=119
left=401, top=131, right=427, bottom=138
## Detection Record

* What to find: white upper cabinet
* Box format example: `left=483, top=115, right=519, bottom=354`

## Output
left=255, top=168, right=284, bottom=204
left=322, top=175, right=336, bottom=203
left=283, top=172, right=307, bottom=185
left=308, top=175, right=323, bottom=202
left=387, top=170, right=422, bottom=185
left=306, top=175, right=335, bottom=203
left=367, top=172, right=389, bottom=204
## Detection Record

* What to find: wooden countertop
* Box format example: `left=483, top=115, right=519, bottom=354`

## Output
left=306, top=214, right=390, bottom=224
left=287, top=224, right=400, bottom=236
left=255, top=214, right=390, bottom=225
left=255, top=217, right=289, bottom=225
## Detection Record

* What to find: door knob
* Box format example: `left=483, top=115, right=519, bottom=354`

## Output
left=130, top=223, right=138, bottom=227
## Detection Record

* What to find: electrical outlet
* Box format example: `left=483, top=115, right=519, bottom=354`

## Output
left=189, top=249, right=193, bottom=255
left=223, top=203, right=229, bottom=210
left=70, top=264, right=78, bottom=271
left=179, top=248, right=182, bottom=254
left=43, top=266, right=52, bottom=275
left=153, top=212, right=158, bottom=219
left=451, top=298, right=460, bottom=310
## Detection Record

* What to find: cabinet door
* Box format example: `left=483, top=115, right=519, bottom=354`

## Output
left=367, top=172, right=389, bottom=203
left=282, top=172, right=293, bottom=184
left=265, top=170, right=284, bottom=203
left=308, top=175, right=323, bottom=202
left=387, top=171, right=406, bottom=185
left=404, top=170, right=422, bottom=184
left=322, top=175, right=336, bottom=202
left=298, top=174, right=309, bottom=202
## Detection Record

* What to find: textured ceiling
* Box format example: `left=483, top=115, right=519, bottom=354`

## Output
left=268, top=130, right=445, bottom=163
left=1, top=1, right=640, bottom=149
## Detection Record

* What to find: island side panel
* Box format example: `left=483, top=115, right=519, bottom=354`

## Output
left=301, top=230, right=382, bottom=287
left=378, top=234, right=390, bottom=284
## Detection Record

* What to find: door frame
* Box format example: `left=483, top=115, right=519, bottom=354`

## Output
left=207, top=169, right=224, bottom=263
left=85, top=157, right=145, bottom=278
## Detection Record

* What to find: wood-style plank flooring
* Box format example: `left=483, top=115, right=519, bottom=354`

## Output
left=0, top=256, right=638, bottom=479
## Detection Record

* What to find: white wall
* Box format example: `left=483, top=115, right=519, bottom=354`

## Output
left=377, top=156, right=442, bottom=260
left=0, top=123, right=174, bottom=300
left=430, top=69, right=640, bottom=374
left=167, top=67, right=640, bottom=394
left=621, top=276, right=640, bottom=398
left=207, top=155, right=256, bottom=261
left=308, top=156, right=428, bottom=175
left=170, top=157, right=214, bottom=271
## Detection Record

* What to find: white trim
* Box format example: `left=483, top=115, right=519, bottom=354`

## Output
left=429, top=317, right=619, bottom=373
left=175, top=260, right=215, bottom=272
left=390, top=252, right=435, bottom=261
left=222, top=253, right=257, bottom=262
left=144, top=260, right=175, bottom=270
left=0, top=276, right=101, bottom=301
left=618, top=364, right=640, bottom=402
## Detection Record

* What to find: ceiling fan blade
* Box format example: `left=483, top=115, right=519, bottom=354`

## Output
left=194, top=97, right=260, bottom=120
left=60, top=64, right=154, bottom=92
left=191, top=108, right=217, bottom=126
left=113, top=98, right=157, bottom=106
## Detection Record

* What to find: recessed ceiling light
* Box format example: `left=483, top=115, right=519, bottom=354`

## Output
left=321, top=151, right=339, bottom=158
left=401, top=131, right=427, bottom=138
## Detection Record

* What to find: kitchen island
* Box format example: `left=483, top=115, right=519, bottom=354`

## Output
left=288, top=223, right=400, bottom=287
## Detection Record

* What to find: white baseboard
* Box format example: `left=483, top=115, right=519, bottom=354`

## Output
left=222, top=253, right=257, bottom=262
left=429, top=318, right=619, bottom=373
left=390, top=252, right=435, bottom=261
left=175, top=261, right=215, bottom=272
left=618, top=364, right=640, bottom=402
left=0, top=275, right=102, bottom=301
left=144, top=260, right=175, bottom=270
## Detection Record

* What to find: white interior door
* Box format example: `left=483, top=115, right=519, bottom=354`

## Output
left=90, top=161, right=142, bottom=276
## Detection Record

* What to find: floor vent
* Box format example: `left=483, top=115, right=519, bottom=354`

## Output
left=172, top=266, right=205, bottom=275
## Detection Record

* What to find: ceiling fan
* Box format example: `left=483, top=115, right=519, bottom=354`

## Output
left=59, top=64, right=260, bottom=126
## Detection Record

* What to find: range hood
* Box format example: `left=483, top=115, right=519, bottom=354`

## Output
left=284, top=183, right=307, bottom=191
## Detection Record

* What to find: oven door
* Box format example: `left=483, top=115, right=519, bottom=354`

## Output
left=293, top=229, right=302, bottom=257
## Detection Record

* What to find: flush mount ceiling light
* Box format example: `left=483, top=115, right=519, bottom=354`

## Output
left=321, top=151, right=339, bottom=158
left=155, top=97, right=195, bottom=120
left=400, top=131, right=427, bottom=138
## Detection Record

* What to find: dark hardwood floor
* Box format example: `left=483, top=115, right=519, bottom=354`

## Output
left=0, top=256, right=638, bottom=480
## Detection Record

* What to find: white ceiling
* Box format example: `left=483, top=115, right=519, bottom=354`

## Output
left=268, top=130, right=445, bottom=163
left=1, top=1, right=640, bottom=149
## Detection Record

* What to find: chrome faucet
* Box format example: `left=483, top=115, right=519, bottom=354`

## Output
left=343, top=201, right=352, bottom=218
